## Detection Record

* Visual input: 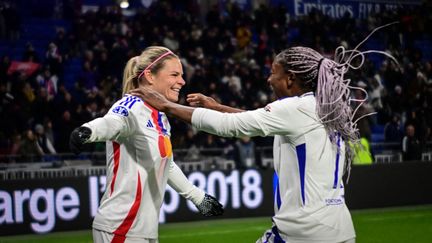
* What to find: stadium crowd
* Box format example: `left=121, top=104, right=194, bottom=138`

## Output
left=0, top=0, right=431, bottom=164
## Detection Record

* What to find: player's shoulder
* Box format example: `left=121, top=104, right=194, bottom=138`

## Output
left=263, top=94, right=315, bottom=115
left=109, top=94, right=145, bottom=117
left=263, top=96, right=300, bottom=112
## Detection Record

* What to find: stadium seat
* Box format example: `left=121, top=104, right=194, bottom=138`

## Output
left=421, top=152, right=431, bottom=162
left=374, top=154, right=392, bottom=163
left=374, top=152, right=402, bottom=163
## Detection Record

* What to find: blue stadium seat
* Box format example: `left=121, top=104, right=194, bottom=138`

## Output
left=371, top=133, right=385, bottom=143
left=371, top=125, right=385, bottom=134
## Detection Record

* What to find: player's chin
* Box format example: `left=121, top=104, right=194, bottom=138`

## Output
left=167, top=94, right=179, bottom=103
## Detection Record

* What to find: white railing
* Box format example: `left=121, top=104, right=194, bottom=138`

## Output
left=1, top=145, right=431, bottom=180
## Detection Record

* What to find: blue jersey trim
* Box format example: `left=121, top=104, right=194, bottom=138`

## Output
left=271, top=225, right=286, bottom=243
left=273, top=171, right=282, bottom=210
left=119, top=95, right=142, bottom=109
left=157, top=112, right=168, bottom=134
left=333, top=134, right=341, bottom=189
left=296, top=143, right=306, bottom=205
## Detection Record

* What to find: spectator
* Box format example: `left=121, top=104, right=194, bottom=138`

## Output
left=22, top=43, right=40, bottom=63
left=78, top=60, right=98, bottom=91
left=0, top=1, right=430, bottom=164
left=55, top=110, right=75, bottom=153
left=163, top=31, right=179, bottom=52
left=402, top=124, right=422, bottom=161
left=43, top=118, right=55, bottom=147
left=234, top=136, right=256, bottom=169
left=45, top=42, right=63, bottom=75
left=34, top=123, right=56, bottom=155
left=18, top=129, right=43, bottom=162
left=384, top=113, right=404, bottom=143
left=9, top=133, right=21, bottom=156
left=36, top=68, right=58, bottom=99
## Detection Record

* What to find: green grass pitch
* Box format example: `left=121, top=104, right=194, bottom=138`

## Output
left=1, top=205, right=431, bottom=243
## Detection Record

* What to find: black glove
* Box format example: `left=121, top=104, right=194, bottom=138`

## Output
left=196, top=194, right=224, bottom=217
left=69, top=126, right=92, bottom=155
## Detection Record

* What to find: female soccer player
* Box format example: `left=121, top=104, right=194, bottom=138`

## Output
left=69, top=46, right=223, bottom=243
left=129, top=29, right=397, bottom=241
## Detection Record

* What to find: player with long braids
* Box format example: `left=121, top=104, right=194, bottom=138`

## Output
left=130, top=24, right=397, bottom=243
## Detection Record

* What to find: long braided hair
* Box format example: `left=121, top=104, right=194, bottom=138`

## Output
left=274, top=22, right=399, bottom=175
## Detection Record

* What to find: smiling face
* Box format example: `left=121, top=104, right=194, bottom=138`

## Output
left=151, top=58, right=185, bottom=102
left=267, top=61, right=303, bottom=99
left=268, top=62, right=290, bottom=98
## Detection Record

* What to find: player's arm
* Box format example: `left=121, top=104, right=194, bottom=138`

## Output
left=191, top=99, right=296, bottom=138
left=69, top=115, right=130, bottom=154
left=70, top=99, right=138, bottom=154
left=168, top=162, right=223, bottom=216
left=128, top=87, right=291, bottom=137
left=130, top=87, right=194, bottom=123
left=187, top=93, right=244, bottom=113
left=129, top=87, right=243, bottom=123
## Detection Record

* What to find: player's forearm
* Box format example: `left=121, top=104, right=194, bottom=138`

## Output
left=165, top=102, right=195, bottom=124
left=192, top=108, right=265, bottom=137
left=211, top=103, right=244, bottom=113
left=168, top=162, right=205, bottom=205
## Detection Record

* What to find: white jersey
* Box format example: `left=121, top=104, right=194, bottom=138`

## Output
left=192, top=92, right=355, bottom=243
left=83, top=95, right=203, bottom=239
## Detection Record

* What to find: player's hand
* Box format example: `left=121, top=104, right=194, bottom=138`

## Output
left=187, top=93, right=219, bottom=109
left=129, top=87, right=170, bottom=112
left=196, top=194, right=224, bottom=217
left=69, top=127, right=92, bottom=155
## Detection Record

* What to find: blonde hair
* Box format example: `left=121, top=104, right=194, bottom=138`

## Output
left=122, top=46, right=178, bottom=95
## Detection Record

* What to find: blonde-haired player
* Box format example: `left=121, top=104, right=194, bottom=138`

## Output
left=70, top=46, right=223, bottom=243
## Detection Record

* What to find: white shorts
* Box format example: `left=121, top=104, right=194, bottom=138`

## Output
left=92, top=228, right=158, bottom=243
left=256, top=226, right=356, bottom=243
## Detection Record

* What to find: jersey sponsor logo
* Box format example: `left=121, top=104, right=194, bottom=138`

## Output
left=325, top=198, right=344, bottom=206
left=112, top=106, right=129, bottom=117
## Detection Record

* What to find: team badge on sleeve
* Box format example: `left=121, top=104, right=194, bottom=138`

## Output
left=112, top=106, right=129, bottom=117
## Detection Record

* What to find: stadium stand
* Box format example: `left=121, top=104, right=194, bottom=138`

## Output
left=0, top=0, right=431, bottom=169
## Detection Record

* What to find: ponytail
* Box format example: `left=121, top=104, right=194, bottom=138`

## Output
left=122, top=56, right=140, bottom=96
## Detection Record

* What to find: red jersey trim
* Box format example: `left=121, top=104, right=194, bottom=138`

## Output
left=112, top=171, right=143, bottom=241
left=110, top=142, right=121, bottom=196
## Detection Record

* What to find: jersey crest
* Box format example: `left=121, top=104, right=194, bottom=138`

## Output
left=112, top=106, right=129, bottom=116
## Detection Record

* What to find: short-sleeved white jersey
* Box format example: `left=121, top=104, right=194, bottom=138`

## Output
left=192, top=92, right=355, bottom=243
left=84, top=95, right=175, bottom=239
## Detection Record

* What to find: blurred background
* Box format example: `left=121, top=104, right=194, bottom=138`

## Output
left=0, top=0, right=431, bottom=242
